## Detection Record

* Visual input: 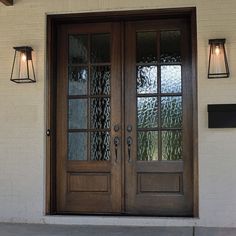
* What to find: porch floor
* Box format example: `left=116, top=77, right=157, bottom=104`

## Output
left=0, top=223, right=236, bottom=236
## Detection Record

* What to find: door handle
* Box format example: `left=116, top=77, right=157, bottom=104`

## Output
left=127, top=136, right=133, bottom=162
left=114, top=136, right=120, bottom=163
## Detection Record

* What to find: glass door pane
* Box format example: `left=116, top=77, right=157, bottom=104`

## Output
left=68, top=33, right=111, bottom=161
left=136, top=30, right=183, bottom=161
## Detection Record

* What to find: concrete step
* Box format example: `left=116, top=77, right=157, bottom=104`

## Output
left=0, top=223, right=235, bottom=236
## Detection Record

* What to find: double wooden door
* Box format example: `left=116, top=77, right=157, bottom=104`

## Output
left=56, top=19, right=193, bottom=216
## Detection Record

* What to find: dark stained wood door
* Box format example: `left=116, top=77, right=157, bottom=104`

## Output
left=56, top=18, right=193, bottom=215
left=56, top=22, right=122, bottom=213
left=124, top=19, right=193, bottom=215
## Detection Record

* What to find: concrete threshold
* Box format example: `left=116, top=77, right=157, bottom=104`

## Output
left=0, top=223, right=236, bottom=236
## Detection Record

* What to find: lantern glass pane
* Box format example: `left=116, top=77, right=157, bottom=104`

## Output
left=209, top=43, right=228, bottom=78
left=11, top=48, right=35, bottom=82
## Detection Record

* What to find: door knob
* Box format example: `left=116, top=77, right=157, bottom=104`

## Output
left=127, top=124, right=132, bottom=132
left=114, top=124, right=120, bottom=132
left=46, top=129, right=51, bottom=136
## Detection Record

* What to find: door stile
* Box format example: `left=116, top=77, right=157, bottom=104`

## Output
left=124, top=21, right=137, bottom=212
left=120, top=21, right=126, bottom=214
left=181, top=20, right=194, bottom=212
left=110, top=22, right=122, bottom=212
left=56, top=25, right=68, bottom=211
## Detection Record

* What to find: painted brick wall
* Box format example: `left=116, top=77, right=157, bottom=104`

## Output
left=0, top=0, right=236, bottom=227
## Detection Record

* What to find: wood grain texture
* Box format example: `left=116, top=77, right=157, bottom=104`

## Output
left=138, top=173, right=182, bottom=193
left=68, top=173, right=110, bottom=192
left=0, top=0, right=13, bottom=6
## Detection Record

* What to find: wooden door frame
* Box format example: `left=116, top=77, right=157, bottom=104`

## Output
left=46, top=7, right=198, bottom=216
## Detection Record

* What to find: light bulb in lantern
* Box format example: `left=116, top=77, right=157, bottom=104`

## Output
left=215, top=45, right=220, bottom=56
left=21, top=53, right=27, bottom=62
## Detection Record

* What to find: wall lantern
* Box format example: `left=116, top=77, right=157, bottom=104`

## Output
left=10, top=46, right=36, bottom=83
left=208, top=39, right=229, bottom=79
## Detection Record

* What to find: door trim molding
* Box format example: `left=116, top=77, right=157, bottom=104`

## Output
left=46, top=7, right=198, bottom=216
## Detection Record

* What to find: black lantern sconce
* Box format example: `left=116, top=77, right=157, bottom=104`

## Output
left=208, top=39, right=229, bottom=79
left=10, top=46, right=36, bottom=83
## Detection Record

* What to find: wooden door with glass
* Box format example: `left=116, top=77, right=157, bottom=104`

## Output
left=56, top=19, right=193, bottom=215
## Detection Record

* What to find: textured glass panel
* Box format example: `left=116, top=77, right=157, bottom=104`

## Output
left=162, top=131, right=182, bottom=160
left=137, top=131, right=158, bottom=161
left=68, top=132, right=87, bottom=160
left=137, top=97, right=158, bottom=128
left=91, top=98, right=110, bottom=129
left=137, top=32, right=157, bottom=63
left=91, top=132, right=110, bottom=161
left=137, top=66, right=157, bottom=94
left=161, top=65, right=181, bottom=93
left=69, top=99, right=87, bottom=129
left=69, top=35, right=88, bottom=64
left=91, top=34, right=110, bottom=63
left=91, top=66, right=111, bottom=95
left=68, top=66, right=88, bottom=95
left=160, top=31, right=181, bottom=63
left=161, top=96, right=182, bottom=128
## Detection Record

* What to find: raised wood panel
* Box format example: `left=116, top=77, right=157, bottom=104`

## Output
left=68, top=173, right=110, bottom=192
left=138, top=173, right=182, bottom=193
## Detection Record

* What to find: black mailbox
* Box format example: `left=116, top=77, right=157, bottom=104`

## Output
left=208, top=104, right=236, bottom=128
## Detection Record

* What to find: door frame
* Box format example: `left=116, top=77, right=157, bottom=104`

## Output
left=46, top=7, right=198, bottom=216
